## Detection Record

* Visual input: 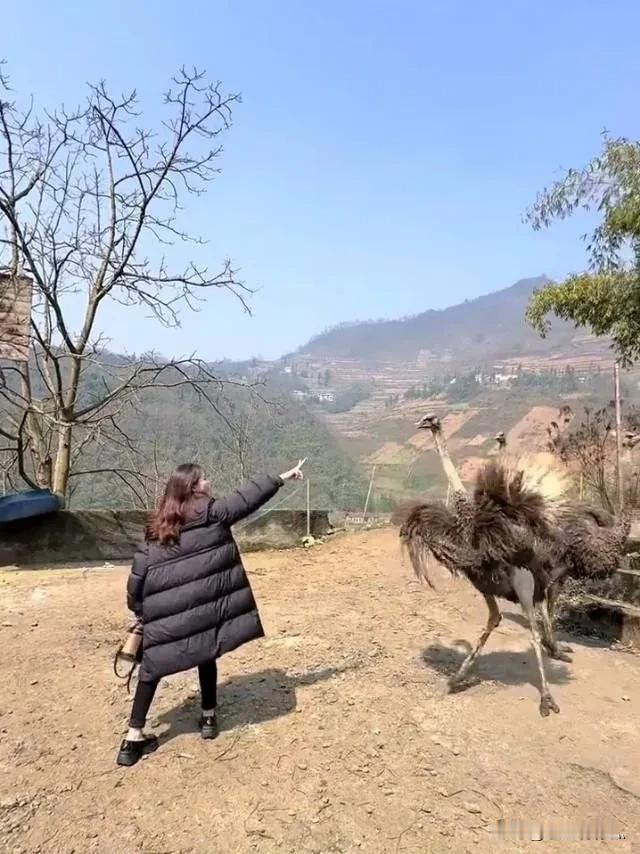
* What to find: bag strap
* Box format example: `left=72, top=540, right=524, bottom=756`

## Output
left=113, top=645, right=139, bottom=694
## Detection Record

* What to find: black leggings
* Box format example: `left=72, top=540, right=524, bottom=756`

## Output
left=130, top=660, right=218, bottom=729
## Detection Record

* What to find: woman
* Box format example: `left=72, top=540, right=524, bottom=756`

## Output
left=117, top=459, right=306, bottom=767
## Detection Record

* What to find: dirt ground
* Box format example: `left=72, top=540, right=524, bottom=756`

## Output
left=1, top=529, right=640, bottom=854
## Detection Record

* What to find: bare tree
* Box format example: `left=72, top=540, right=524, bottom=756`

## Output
left=0, top=65, right=252, bottom=501
left=548, top=407, right=615, bottom=512
left=0, top=447, right=17, bottom=494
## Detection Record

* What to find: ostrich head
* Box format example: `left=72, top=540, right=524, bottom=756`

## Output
left=416, top=413, right=441, bottom=432
left=558, top=404, right=573, bottom=426
left=623, top=431, right=640, bottom=449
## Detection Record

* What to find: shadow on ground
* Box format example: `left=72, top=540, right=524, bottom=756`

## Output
left=421, top=641, right=572, bottom=692
left=501, top=610, right=611, bottom=649
left=156, top=665, right=351, bottom=745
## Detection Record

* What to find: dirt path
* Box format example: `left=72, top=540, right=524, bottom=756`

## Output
left=1, top=529, right=639, bottom=853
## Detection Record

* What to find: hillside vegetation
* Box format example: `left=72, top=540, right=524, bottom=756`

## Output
left=68, top=371, right=367, bottom=512
left=301, top=276, right=608, bottom=363
left=0, top=355, right=367, bottom=512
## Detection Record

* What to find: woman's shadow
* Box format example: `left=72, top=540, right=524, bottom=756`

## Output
left=155, top=665, right=347, bottom=746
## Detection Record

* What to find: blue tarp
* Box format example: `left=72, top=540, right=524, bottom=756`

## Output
left=0, top=489, right=61, bottom=524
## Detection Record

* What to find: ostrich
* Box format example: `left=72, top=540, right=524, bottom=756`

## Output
left=416, top=413, right=571, bottom=663
left=399, top=414, right=569, bottom=716
left=492, top=428, right=629, bottom=628
left=539, top=414, right=631, bottom=582
left=623, top=431, right=640, bottom=451
left=623, top=432, right=640, bottom=505
left=558, top=404, right=574, bottom=426
left=547, top=406, right=574, bottom=461
left=501, top=427, right=629, bottom=577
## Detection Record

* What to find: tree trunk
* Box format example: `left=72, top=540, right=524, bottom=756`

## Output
left=614, top=360, right=624, bottom=512
left=35, top=454, right=53, bottom=490
left=52, top=423, right=72, bottom=504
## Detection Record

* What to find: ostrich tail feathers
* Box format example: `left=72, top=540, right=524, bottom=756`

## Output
left=394, top=500, right=460, bottom=588
left=403, top=535, right=437, bottom=590
left=512, top=452, right=571, bottom=510
left=474, top=453, right=570, bottom=532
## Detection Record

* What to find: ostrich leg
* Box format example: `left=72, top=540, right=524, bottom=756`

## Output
left=546, top=581, right=558, bottom=619
left=512, top=567, right=560, bottom=717
left=448, top=593, right=501, bottom=689
left=541, top=582, right=573, bottom=656
left=538, top=597, right=572, bottom=661
left=492, top=425, right=570, bottom=663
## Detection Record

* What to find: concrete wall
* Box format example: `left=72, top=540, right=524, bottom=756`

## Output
left=0, top=508, right=331, bottom=567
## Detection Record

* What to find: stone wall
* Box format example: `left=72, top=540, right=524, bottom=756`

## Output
left=0, top=508, right=331, bottom=567
left=555, top=558, right=640, bottom=649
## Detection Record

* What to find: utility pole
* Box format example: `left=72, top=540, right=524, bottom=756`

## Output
left=614, top=360, right=624, bottom=511
left=363, top=465, right=376, bottom=520
left=306, top=479, right=311, bottom=537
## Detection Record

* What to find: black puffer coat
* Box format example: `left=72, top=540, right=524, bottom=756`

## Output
left=126, top=474, right=283, bottom=682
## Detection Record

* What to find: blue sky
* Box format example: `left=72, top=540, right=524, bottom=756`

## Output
left=3, top=0, right=640, bottom=360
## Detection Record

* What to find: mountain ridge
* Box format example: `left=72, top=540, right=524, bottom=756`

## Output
left=296, top=275, right=607, bottom=366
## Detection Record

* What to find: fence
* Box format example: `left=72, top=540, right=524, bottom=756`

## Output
left=0, top=507, right=331, bottom=567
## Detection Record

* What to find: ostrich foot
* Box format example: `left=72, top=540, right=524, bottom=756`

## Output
left=545, top=645, right=572, bottom=663
left=543, top=639, right=573, bottom=653
left=539, top=693, right=560, bottom=717
left=447, top=672, right=480, bottom=693
left=447, top=675, right=467, bottom=693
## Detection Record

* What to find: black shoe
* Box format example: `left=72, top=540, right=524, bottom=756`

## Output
left=198, top=713, right=219, bottom=740
left=116, top=734, right=159, bottom=767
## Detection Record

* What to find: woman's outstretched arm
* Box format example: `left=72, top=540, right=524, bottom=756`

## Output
left=210, top=460, right=306, bottom=526
left=209, top=474, right=284, bottom=526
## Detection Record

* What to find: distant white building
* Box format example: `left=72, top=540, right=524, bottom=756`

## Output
left=493, top=372, right=518, bottom=385
left=316, top=391, right=335, bottom=402
left=292, top=389, right=309, bottom=399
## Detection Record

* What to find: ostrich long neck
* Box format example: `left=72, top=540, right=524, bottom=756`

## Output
left=432, top=429, right=466, bottom=494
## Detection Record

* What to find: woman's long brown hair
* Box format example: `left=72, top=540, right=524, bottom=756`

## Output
left=146, top=463, right=204, bottom=545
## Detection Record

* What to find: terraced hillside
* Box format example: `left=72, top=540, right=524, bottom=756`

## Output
left=318, top=387, right=640, bottom=507
left=275, top=276, right=632, bottom=508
